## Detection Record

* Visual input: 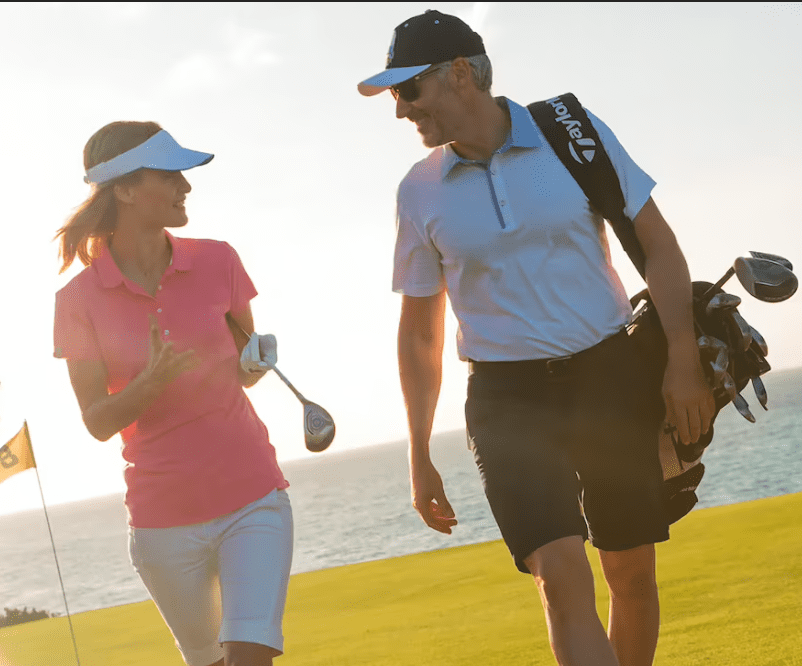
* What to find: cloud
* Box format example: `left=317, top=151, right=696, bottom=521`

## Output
left=160, top=21, right=279, bottom=94
left=459, top=2, right=493, bottom=33
left=163, top=53, right=224, bottom=92
left=224, top=22, right=280, bottom=69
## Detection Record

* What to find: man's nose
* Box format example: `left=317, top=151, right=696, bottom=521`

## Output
left=395, top=95, right=412, bottom=119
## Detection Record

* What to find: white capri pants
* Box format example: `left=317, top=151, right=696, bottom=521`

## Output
left=129, top=489, right=293, bottom=666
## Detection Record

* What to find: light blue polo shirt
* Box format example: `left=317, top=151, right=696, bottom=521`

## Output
left=393, top=97, right=656, bottom=361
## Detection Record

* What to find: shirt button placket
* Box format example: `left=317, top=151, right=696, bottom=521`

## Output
left=491, top=160, right=512, bottom=228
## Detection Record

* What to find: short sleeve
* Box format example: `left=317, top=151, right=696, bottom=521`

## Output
left=391, top=183, right=445, bottom=297
left=585, top=109, right=656, bottom=221
left=53, top=286, right=101, bottom=361
left=226, top=243, right=258, bottom=315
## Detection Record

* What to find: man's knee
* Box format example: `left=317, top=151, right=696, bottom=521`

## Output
left=599, top=543, right=658, bottom=599
left=524, top=536, right=596, bottom=614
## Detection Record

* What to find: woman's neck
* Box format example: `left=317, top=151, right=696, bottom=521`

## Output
left=108, top=226, right=172, bottom=294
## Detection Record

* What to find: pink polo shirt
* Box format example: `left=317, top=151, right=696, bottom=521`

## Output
left=54, top=233, right=288, bottom=528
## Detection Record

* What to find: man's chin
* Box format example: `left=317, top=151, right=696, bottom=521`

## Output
left=419, top=132, right=446, bottom=149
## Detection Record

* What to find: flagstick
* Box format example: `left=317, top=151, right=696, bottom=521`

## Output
left=28, top=426, right=82, bottom=666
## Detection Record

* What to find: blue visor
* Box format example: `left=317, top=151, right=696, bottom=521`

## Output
left=84, top=130, right=214, bottom=185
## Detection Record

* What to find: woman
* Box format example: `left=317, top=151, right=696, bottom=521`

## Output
left=54, top=121, right=292, bottom=666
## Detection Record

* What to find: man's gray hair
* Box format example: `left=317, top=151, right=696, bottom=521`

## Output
left=466, top=54, right=493, bottom=92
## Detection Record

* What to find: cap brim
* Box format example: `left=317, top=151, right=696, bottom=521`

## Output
left=357, top=64, right=431, bottom=96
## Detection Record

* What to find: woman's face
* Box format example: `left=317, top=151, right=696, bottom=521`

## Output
left=118, top=169, right=192, bottom=229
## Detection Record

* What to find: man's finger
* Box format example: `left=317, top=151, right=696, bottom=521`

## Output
left=686, top=406, right=702, bottom=445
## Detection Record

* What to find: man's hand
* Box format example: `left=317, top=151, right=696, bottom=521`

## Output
left=410, top=458, right=457, bottom=534
left=662, top=344, right=716, bottom=445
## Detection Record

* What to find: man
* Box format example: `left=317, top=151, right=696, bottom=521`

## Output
left=358, top=9, right=715, bottom=666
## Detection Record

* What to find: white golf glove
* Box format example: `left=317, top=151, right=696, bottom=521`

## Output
left=240, top=333, right=278, bottom=378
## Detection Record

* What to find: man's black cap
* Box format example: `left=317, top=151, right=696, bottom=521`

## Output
left=358, top=10, right=486, bottom=96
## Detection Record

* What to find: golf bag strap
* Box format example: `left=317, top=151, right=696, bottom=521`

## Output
left=528, top=93, right=647, bottom=280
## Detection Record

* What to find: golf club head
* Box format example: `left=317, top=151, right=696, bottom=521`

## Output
left=748, top=251, right=793, bottom=271
left=733, top=257, right=798, bottom=302
left=748, top=325, right=768, bottom=356
left=705, top=292, right=741, bottom=317
left=303, top=401, right=335, bottom=452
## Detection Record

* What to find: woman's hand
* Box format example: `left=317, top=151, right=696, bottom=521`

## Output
left=143, top=314, right=199, bottom=390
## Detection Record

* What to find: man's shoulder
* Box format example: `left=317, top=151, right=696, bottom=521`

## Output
left=399, top=147, right=447, bottom=188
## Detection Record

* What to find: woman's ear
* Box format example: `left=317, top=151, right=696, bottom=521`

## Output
left=113, top=182, right=135, bottom=205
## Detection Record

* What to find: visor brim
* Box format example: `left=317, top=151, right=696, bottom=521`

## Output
left=84, top=130, right=214, bottom=185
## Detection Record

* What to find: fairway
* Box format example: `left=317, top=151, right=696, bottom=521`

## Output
left=2, top=492, right=800, bottom=665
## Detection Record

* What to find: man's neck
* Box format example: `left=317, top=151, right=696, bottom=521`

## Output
left=450, top=95, right=511, bottom=161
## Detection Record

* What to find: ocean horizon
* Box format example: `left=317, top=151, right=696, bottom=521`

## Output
left=1, top=366, right=800, bottom=615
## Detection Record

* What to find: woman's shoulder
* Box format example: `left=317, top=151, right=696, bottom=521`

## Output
left=171, top=236, right=248, bottom=277
left=55, top=262, right=99, bottom=302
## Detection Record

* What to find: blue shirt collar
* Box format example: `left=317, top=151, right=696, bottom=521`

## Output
left=441, top=97, right=541, bottom=178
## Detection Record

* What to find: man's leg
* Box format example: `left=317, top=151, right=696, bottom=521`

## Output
left=524, top=536, right=619, bottom=666
left=598, top=544, right=659, bottom=666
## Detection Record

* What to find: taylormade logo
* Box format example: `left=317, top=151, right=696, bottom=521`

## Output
left=546, top=96, right=596, bottom=164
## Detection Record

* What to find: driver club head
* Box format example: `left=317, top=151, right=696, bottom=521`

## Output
left=748, top=251, right=793, bottom=271
left=303, top=401, right=336, bottom=452
left=733, top=257, right=798, bottom=303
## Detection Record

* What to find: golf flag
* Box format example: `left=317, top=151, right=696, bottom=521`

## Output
left=0, top=421, right=36, bottom=485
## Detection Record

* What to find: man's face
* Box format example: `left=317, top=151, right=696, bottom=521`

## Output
left=394, top=66, right=457, bottom=148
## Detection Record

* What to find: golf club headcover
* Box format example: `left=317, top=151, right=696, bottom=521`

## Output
left=240, top=332, right=277, bottom=378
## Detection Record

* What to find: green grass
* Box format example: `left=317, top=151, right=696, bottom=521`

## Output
left=2, top=492, right=800, bottom=666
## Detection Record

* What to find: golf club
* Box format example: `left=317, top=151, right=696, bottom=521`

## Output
left=721, top=371, right=756, bottom=422
left=748, top=325, right=768, bottom=356
left=702, top=254, right=798, bottom=303
left=705, top=292, right=741, bottom=317
left=751, top=376, right=768, bottom=410
left=722, top=310, right=753, bottom=354
left=229, top=316, right=335, bottom=452
left=265, top=362, right=336, bottom=453
left=748, top=251, right=793, bottom=271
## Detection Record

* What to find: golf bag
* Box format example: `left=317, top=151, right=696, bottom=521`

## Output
left=528, top=94, right=773, bottom=524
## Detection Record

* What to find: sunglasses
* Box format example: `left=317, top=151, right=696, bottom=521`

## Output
left=390, top=63, right=450, bottom=103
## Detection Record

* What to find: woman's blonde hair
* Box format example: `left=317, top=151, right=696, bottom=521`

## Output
left=55, top=121, right=162, bottom=273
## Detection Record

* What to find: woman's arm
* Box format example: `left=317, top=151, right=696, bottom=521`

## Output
left=226, top=304, right=266, bottom=388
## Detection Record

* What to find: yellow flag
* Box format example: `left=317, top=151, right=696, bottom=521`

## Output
left=0, top=421, right=36, bottom=485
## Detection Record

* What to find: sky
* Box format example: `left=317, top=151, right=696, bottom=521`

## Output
left=0, top=2, right=800, bottom=515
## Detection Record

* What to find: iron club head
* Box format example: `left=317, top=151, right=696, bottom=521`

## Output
left=733, top=257, right=798, bottom=303
left=303, top=401, right=336, bottom=452
left=705, top=292, right=741, bottom=317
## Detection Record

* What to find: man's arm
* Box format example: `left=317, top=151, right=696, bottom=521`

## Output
left=633, top=197, right=716, bottom=445
left=398, top=291, right=457, bottom=534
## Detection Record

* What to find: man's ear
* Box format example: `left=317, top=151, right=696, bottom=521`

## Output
left=449, top=57, right=474, bottom=89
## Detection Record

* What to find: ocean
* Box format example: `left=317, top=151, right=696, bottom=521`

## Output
left=1, top=367, right=800, bottom=616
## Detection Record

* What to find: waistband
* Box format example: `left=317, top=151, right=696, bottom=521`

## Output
left=468, top=328, right=628, bottom=378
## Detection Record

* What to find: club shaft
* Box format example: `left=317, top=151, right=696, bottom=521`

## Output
left=265, top=362, right=308, bottom=404
left=701, top=267, right=735, bottom=301
left=227, top=314, right=308, bottom=404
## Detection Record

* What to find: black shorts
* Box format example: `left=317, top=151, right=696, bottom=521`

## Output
left=465, top=329, right=669, bottom=574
